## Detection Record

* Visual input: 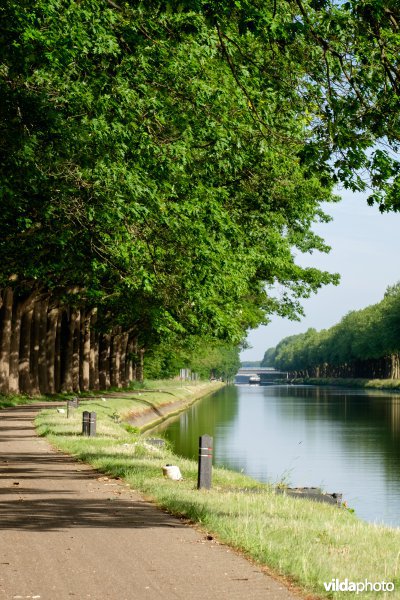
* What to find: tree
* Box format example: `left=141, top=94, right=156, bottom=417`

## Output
left=0, top=1, right=343, bottom=391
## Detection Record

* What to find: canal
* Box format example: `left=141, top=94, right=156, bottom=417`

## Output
left=156, top=384, right=400, bottom=528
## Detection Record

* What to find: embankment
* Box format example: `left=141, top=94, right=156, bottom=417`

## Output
left=286, top=377, right=400, bottom=390
left=123, top=380, right=225, bottom=430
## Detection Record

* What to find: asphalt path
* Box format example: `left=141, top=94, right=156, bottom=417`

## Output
left=0, top=404, right=302, bottom=600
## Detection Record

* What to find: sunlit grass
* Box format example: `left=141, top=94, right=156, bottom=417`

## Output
left=36, top=389, right=400, bottom=599
left=0, top=393, right=60, bottom=409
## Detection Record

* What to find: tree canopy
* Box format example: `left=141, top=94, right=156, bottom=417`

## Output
left=0, top=0, right=339, bottom=348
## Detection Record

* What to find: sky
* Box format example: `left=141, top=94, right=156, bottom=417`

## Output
left=240, top=189, right=400, bottom=363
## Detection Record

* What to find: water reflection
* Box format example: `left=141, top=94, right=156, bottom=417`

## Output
left=157, top=385, right=400, bottom=528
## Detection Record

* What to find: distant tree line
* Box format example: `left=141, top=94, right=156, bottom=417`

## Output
left=261, top=284, right=400, bottom=379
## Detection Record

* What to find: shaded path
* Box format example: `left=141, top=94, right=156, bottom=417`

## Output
left=0, top=405, right=301, bottom=600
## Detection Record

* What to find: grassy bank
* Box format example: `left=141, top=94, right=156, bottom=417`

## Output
left=35, top=382, right=400, bottom=599
left=0, top=379, right=224, bottom=411
left=286, top=377, right=400, bottom=391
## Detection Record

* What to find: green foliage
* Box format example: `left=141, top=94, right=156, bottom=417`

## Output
left=122, top=423, right=140, bottom=435
left=2, top=0, right=399, bottom=376
left=240, top=361, right=260, bottom=367
left=199, top=0, right=400, bottom=210
left=264, top=282, right=400, bottom=374
left=143, top=337, right=241, bottom=380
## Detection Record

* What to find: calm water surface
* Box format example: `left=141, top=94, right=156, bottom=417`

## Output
left=157, top=385, right=400, bottom=528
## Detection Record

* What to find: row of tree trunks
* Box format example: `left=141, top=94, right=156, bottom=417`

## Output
left=288, top=354, right=400, bottom=380
left=0, top=288, right=142, bottom=395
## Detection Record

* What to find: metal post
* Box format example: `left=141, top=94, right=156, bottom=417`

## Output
left=82, top=411, right=90, bottom=435
left=82, top=411, right=96, bottom=436
left=89, top=412, right=96, bottom=437
left=197, top=434, right=213, bottom=490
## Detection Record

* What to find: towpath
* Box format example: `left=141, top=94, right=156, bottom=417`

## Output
left=0, top=404, right=302, bottom=600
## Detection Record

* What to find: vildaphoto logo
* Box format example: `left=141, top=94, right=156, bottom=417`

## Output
left=323, top=579, right=395, bottom=593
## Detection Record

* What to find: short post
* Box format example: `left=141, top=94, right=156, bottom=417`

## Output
left=197, top=434, right=213, bottom=490
left=89, top=411, right=96, bottom=437
left=82, top=411, right=96, bottom=436
left=82, top=411, right=90, bottom=435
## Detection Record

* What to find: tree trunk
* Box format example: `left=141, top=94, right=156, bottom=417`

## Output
left=38, top=298, right=49, bottom=394
left=110, top=330, right=121, bottom=388
left=54, top=308, right=62, bottom=393
left=46, top=305, right=59, bottom=394
left=72, top=309, right=81, bottom=392
left=0, top=288, right=13, bottom=394
left=19, top=306, right=34, bottom=394
left=9, top=298, right=22, bottom=395
left=89, top=309, right=99, bottom=390
left=61, top=309, right=77, bottom=392
left=10, top=292, right=38, bottom=394
left=99, top=333, right=111, bottom=390
left=30, top=301, right=41, bottom=395
left=79, top=309, right=91, bottom=392
left=119, top=332, right=129, bottom=388
left=136, top=348, right=145, bottom=383
left=126, top=335, right=135, bottom=384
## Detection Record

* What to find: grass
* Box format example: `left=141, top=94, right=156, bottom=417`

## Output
left=35, top=384, right=400, bottom=599
left=0, top=393, right=62, bottom=409
left=288, top=377, right=400, bottom=391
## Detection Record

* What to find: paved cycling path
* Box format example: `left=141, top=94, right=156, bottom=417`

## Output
left=0, top=404, right=303, bottom=600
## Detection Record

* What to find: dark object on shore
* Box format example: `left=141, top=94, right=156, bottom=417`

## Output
left=146, top=438, right=165, bottom=448
left=276, top=486, right=342, bottom=507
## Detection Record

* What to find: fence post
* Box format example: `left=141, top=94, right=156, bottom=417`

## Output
left=197, top=434, right=213, bottom=490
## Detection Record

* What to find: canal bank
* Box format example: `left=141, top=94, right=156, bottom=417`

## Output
left=157, top=383, right=400, bottom=528
left=35, top=382, right=400, bottom=599
left=124, top=380, right=225, bottom=430
left=286, top=376, right=400, bottom=390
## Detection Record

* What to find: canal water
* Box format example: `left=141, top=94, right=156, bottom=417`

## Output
left=156, top=384, right=400, bottom=528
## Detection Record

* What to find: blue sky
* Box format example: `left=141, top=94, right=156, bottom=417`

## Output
left=240, top=190, right=400, bottom=362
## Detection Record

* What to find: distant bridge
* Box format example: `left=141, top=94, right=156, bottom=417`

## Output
left=235, top=367, right=288, bottom=384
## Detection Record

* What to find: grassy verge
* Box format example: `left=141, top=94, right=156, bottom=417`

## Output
left=0, top=393, right=62, bottom=409
left=35, top=384, right=400, bottom=599
left=286, top=377, right=400, bottom=391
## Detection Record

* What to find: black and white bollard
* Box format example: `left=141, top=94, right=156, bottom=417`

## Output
left=197, top=434, right=213, bottom=490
